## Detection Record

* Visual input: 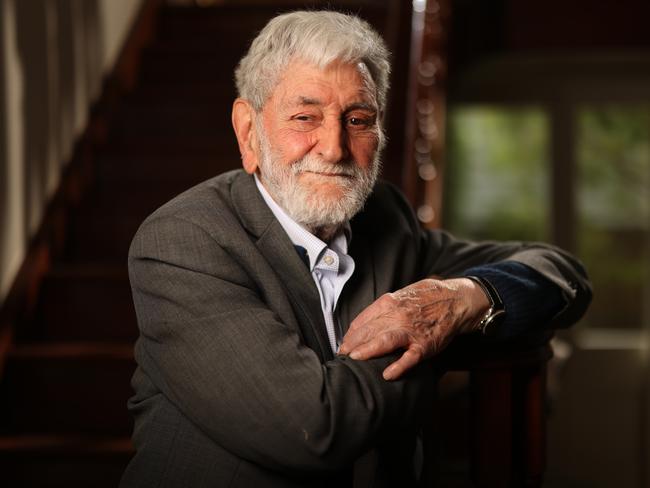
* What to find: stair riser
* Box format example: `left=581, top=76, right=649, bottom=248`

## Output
left=139, top=62, right=238, bottom=84
left=111, top=107, right=233, bottom=137
left=127, top=82, right=234, bottom=105
left=103, top=137, right=226, bottom=157
left=0, top=453, right=131, bottom=488
left=0, top=356, right=135, bottom=435
left=158, top=10, right=273, bottom=42
left=65, top=217, right=141, bottom=261
left=96, top=157, right=234, bottom=186
left=25, top=276, right=138, bottom=343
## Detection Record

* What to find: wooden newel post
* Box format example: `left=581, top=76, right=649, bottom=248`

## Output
left=468, top=345, right=552, bottom=488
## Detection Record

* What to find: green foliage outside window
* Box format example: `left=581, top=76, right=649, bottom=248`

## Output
left=445, top=106, right=549, bottom=242
left=577, top=106, right=650, bottom=328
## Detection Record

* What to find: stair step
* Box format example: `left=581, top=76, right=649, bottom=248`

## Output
left=65, top=212, right=143, bottom=261
left=0, top=433, right=133, bottom=453
left=64, top=176, right=236, bottom=261
left=155, top=4, right=387, bottom=44
left=139, top=52, right=238, bottom=84
left=110, top=104, right=232, bottom=137
left=0, top=343, right=135, bottom=435
left=104, top=134, right=228, bottom=157
left=126, top=80, right=234, bottom=107
left=157, top=5, right=278, bottom=41
left=78, top=181, right=186, bottom=214
left=0, top=435, right=132, bottom=488
left=20, top=266, right=137, bottom=343
left=148, top=38, right=250, bottom=55
left=95, top=154, right=238, bottom=186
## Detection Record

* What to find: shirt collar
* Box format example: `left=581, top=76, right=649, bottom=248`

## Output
left=254, top=174, right=351, bottom=271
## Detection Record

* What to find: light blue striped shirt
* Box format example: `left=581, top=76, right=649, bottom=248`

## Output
left=254, top=175, right=355, bottom=353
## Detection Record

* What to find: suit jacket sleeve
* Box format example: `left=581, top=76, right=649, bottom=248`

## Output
left=421, top=229, right=592, bottom=331
left=370, top=183, right=592, bottom=335
left=128, top=214, right=432, bottom=476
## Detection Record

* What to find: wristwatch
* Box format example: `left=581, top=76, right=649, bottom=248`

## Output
left=466, top=275, right=506, bottom=336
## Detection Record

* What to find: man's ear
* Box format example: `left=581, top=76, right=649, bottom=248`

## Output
left=232, top=98, right=259, bottom=174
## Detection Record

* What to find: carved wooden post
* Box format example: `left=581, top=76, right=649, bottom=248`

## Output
left=402, top=0, right=451, bottom=229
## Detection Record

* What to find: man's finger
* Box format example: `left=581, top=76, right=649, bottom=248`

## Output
left=340, top=313, right=396, bottom=353
left=347, top=329, right=408, bottom=360
left=382, top=347, right=423, bottom=381
left=338, top=326, right=372, bottom=354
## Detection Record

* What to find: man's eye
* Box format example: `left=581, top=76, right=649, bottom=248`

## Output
left=347, top=117, right=372, bottom=128
left=293, top=114, right=315, bottom=122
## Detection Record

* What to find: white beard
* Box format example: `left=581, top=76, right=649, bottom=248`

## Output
left=256, top=121, right=381, bottom=232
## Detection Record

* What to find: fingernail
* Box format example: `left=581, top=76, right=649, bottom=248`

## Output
left=349, top=351, right=360, bottom=359
left=383, top=370, right=394, bottom=381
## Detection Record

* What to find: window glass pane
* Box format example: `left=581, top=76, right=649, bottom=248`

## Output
left=576, top=105, right=650, bottom=329
left=446, top=106, right=549, bottom=241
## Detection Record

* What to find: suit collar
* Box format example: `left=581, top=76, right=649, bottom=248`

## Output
left=230, top=170, right=275, bottom=239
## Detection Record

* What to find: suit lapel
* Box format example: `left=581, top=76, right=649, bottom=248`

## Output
left=231, top=172, right=333, bottom=362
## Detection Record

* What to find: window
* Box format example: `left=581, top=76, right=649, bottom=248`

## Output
left=576, top=105, right=650, bottom=329
left=445, top=54, right=650, bottom=488
left=446, top=98, right=650, bottom=332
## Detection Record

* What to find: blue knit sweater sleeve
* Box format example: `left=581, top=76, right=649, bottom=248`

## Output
left=462, top=261, right=566, bottom=340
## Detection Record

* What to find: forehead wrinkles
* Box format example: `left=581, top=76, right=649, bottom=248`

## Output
left=287, top=96, right=377, bottom=114
left=270, top=60, right=379, bottom=110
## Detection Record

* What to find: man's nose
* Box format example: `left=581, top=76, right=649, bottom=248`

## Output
left=316, top=121, right=350, bottom=163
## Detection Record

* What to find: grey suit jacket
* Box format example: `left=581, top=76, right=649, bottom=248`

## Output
left=121, top=170, right=590, bottom=487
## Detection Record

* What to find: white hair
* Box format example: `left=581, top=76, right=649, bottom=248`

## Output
left=235, top=10, right=391, bottom=113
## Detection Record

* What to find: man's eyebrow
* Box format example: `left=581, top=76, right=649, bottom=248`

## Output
left=296, top=96, right=321, bottom=106
left=344, top=102, right=377, bottom=113
left=291, top=97, right=377, bottom=112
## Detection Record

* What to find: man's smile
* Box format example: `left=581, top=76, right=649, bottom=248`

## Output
left=301, top=170, right=354, bottom=178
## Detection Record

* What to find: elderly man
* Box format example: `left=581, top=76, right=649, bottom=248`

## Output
left=120, top=10, right=591, bottom=488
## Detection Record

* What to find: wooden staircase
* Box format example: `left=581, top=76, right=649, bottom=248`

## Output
left=0, top=3, right=389, bottom=486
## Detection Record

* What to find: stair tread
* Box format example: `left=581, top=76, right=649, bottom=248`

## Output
left=20, top=268, right=138, bottom=343
left=8, top=342, right=134, bottom=359
left=126, top=81, right=234, bottom=104
left=46, top=263, right=128, bottom=279
left=0, top=434, right=133, bottom=453
left=103, top=135, right=227, bottom=155
left=1, top=343, right=135, bottom=435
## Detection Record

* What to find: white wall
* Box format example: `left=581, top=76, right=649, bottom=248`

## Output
left=0, top=0, right=144, bottom=304
left=99, top=0, right=145, bottom=71
left=0, top=0, right=26, bottom=304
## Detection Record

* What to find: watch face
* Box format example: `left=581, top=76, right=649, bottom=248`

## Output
left=481, top=309, right=506, bottom=336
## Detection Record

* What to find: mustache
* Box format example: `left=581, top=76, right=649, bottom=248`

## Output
left=291, top=156, right=361, bottom=177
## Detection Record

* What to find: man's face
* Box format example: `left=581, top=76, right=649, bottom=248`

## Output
left=254, top=60, right=382, bottom=231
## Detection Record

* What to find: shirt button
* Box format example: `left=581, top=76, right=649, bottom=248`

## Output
left=323, top=255, right=334, bottom=266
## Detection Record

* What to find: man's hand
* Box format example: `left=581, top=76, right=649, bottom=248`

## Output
left=338, top=278, right=490, bottom=380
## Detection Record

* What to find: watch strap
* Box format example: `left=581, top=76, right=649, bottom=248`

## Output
left=466, top=275, right=506, bottom=335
